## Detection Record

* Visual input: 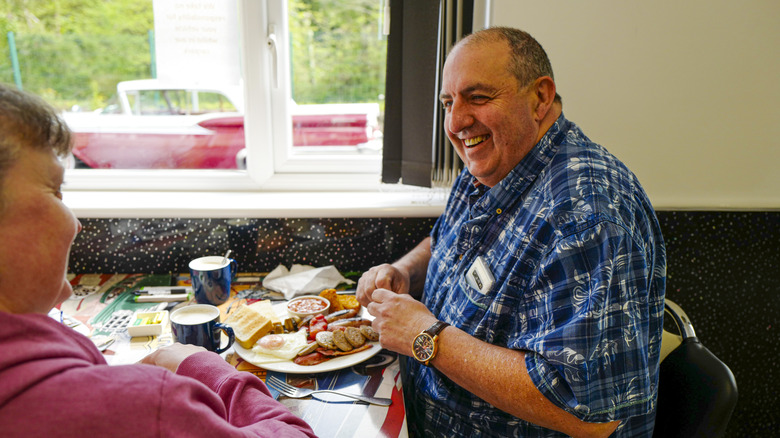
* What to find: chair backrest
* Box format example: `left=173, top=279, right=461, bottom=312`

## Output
left=653, top=299, right=738, bottom=438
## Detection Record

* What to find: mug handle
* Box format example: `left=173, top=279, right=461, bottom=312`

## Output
left=214, top=323, right=235, bottom=354
left=229, top=258, right=238, bottom=281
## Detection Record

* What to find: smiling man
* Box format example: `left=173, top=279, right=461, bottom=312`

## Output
left=439, top=30, right=561, bottom=188
left=358, top=27, right=666, bottom=437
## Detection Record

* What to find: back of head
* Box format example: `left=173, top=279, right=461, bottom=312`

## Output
left=0, top=83, right=72, bottom=210
left=458, top=27, right=561, bottom=102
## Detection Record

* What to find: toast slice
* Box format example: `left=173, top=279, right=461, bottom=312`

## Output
left=224, top=305, right=272, bottom=349
left=247, top=300, right=281, bottom=324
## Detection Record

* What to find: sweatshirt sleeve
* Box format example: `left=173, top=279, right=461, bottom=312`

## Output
left=157, top=351, right=317, bottom=438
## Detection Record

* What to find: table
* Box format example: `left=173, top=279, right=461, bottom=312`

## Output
left=230, top=350, right=408, bottom=437
left=61, top=272, right=409, bottom=438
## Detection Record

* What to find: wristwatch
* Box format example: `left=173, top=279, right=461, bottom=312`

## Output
left=412, top=320, right=450, bottom=366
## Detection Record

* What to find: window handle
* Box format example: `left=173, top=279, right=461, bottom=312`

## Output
left=383, top=4, right=391, bottom=36
left=267, top=24, right=279, bottom=88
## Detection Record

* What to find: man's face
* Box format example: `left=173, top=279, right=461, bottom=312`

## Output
left=0, top=148, right=81, bottom=314
left=440, top=40, right=542, bottom=187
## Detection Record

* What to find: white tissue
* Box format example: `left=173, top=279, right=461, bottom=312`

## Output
left=262, top=264, right=354, bottom=300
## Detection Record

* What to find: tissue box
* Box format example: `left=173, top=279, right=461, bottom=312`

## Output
left=127, top=310, right=168, bottom=337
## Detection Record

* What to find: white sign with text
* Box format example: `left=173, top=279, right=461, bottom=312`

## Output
left=152, top=0, right=240, bottom=85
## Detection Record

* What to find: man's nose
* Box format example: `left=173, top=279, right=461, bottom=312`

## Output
left=446, top=100, right=473, bottom=134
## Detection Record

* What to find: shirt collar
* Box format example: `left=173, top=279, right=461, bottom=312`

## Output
left=467, top=113, right=569, bottom=215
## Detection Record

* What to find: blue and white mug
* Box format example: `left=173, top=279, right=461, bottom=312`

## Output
left=189, top=256, right=237, bottom=306
left=170, top=304, right=234, bottom=353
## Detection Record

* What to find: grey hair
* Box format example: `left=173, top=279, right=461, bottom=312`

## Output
left=456, top=26, right=562, bottom=102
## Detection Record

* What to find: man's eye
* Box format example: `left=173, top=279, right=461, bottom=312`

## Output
left=472, top=95, right=489, bottom=103
left=440, top=100, right=452, bottom=110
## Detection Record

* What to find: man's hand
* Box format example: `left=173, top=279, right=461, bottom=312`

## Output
left=356, top=263, right=410, bottom=308
left=140, top=343, right=208, bottom=373
left=366, top=288, right=437, bottom=356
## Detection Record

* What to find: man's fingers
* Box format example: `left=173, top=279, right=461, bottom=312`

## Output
left=371, top=288, right=389, bottom=303
left=375, top=271, right=397, bottom=291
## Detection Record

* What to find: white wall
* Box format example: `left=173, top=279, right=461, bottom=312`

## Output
left=489, top=0, right=779, bottom=210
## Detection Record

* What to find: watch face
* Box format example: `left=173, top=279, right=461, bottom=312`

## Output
left=413, top=333, right=435, bottom=362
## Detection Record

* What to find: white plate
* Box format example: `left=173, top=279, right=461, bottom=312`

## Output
left=234, top=341, right=381, bottom=374
left=233, top=302, right=380, bottom=374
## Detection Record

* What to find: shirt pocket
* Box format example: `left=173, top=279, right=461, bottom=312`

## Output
left=441, top=269, right=494, bottom=328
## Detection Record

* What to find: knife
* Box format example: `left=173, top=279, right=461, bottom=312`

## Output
left=357, top=350, right=397, bottom=397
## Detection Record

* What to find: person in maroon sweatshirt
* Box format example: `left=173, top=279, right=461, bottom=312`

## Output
left=0, top=83, right=317, bottom=438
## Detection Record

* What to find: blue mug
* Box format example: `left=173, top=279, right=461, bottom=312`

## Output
left=170, top=304, right=235, bottom=353
left=189, top=256, right=237, bottom=306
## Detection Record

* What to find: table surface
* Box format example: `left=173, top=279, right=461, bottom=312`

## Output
left=60, top=272, right=409, bottom=438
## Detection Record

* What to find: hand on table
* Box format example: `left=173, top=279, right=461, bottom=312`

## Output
left=140, top=342, right=208, bottom=373
left=356, top=263, right=410, bottom=308
left=366, top=288, right=437, bottom=357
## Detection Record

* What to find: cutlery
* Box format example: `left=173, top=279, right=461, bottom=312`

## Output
left=266, top=375, right=392, bottom=406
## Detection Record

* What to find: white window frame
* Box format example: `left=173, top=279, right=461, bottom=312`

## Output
left=64, top=0, right=380, bottom=193
left=262, top=0, right=383, bottom=177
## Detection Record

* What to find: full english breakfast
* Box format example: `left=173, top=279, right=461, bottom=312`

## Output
left=228, top=289, right=377, bottom=367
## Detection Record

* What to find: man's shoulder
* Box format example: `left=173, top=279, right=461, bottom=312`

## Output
left=538, top=125, right=658, bottom=238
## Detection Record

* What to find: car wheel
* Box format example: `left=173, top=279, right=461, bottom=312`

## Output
left=59, top=153, right=77, bottom=169
left=74, top=155, right=90, bottom=169
left=61, top=153, right=91, bottom=169
left=236, top=148, right=248, bottom=170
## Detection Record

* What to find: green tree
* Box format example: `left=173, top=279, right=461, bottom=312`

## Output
left=289, top=0, right=386, bottom=104
left=1, top=0, right=153, bottom=109
left=1, top=0, right=386, bottom=109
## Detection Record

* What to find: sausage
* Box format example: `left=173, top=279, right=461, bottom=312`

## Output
left=315, top=331, right=336, bottom=350
left=325, top=308, right=359, bottom=323
left=359, top=325, right=379, bottom=341
left=332, top=329, right=353, bottom=352
left=297, top=341, right=319, bottom=357
left=328, top=317, right=371, bottom=329
left=344, top=326, right=365, bottom=348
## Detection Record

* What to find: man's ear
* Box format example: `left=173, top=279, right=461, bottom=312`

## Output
left=533, top=76, right=556, bottom=121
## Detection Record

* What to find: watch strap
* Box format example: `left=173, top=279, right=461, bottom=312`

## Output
left=424, top=320, right=450, bottom=338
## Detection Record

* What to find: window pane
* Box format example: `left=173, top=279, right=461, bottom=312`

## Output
left=3, top=0, right=248, bottom=170
left=3, top=0, right=387, bottom=175
left=288, top=0, right=386, bottom=152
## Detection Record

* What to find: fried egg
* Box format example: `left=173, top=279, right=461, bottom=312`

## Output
left=250, top=332, right=308, bottom=361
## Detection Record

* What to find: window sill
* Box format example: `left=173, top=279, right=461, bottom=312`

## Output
left=63, top=169, right=449, bottom=218
left=64, top=187, right=448, bottom=219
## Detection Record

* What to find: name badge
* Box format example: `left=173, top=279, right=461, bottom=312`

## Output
left=466, top=256, right=495, bottom=295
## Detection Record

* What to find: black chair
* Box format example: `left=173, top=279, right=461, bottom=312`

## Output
left=653, top=299, right=738, bottom=438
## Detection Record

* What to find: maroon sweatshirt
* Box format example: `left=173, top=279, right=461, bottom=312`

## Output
left=0, top=311, right=317, bottom=437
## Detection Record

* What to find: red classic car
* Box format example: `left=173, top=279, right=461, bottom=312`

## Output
left=62, top=79, right=381, bottom=169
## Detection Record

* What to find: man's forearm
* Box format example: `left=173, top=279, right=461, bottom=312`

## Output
left=431, top=326, right=619, bottom=438
left=392, top=237, right=431, bottom=299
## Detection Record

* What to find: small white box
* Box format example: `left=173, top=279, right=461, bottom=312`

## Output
left=466, top=256, right=495, bottom=295
left=127, top=310, right=168, bottom=337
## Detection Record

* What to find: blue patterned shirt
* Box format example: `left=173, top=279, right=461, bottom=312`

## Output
left=405, top=114, right=666, bottom=437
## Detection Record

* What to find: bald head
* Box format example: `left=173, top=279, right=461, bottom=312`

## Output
left=453, top=27, right=561, bottom=103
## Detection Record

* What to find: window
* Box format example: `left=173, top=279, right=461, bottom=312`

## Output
left=127, top=90, right=237, bottom=116
left=261, top=0, right=386, bottom=177
left=4, top=0, right=388, bottom=190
